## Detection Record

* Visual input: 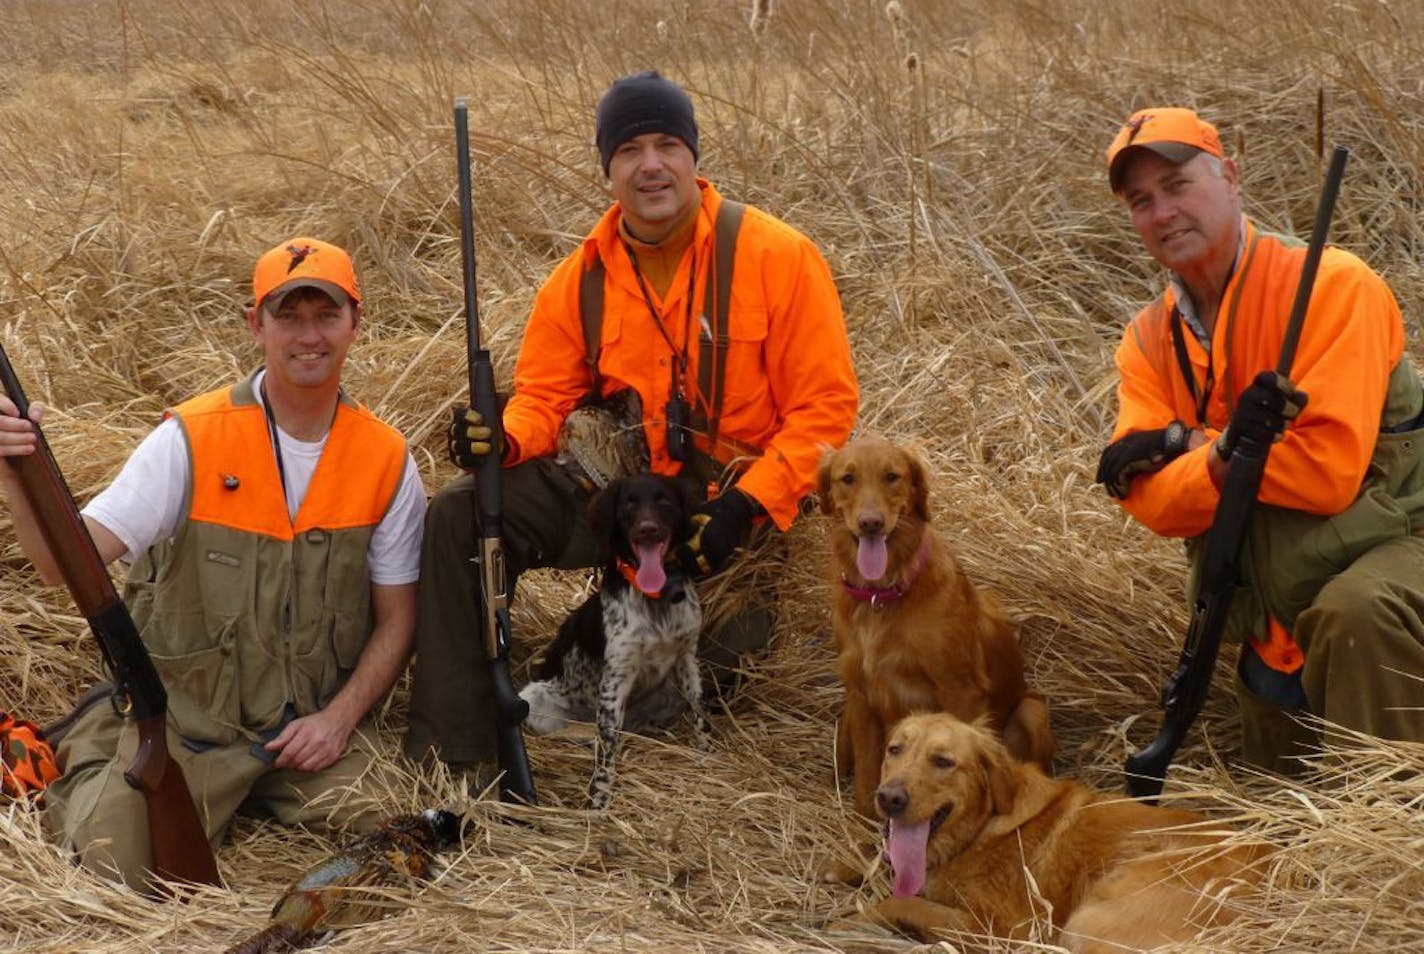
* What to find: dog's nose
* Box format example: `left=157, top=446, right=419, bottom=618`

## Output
left=876, top=780, right=908, bottom=817
left=632, top=519, right=665, bottom=542
left=857, top=512, right=885, bottom=536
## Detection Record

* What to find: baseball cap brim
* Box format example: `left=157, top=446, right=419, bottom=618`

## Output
left=260, top=278, right=352, bottom=312
left=1108, top=142, right=1208, bottom=192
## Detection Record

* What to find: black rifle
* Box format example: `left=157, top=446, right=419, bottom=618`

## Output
left=0, top=347, right=221, bottom=892
left=1126, top=146, right=1350, bottom=800
left=453, top=97, right=537, bottom=805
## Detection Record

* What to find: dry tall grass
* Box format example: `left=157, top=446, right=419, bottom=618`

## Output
left=2, top=1, right=1422, bottom=951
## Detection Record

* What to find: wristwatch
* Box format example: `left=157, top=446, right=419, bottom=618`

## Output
left=1163, top=419, right=1189, bottom=459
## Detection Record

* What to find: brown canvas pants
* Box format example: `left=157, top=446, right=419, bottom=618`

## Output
left=404, top=459, right=777, bottom=766
left=42, top=701, right=391, bottom=892
left=1236, top=534, right=1424, bottom=774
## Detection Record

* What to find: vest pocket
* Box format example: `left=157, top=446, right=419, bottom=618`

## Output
left=289, top=610, right=368, bottom=714
left=146, top=613, right=242, bottom=745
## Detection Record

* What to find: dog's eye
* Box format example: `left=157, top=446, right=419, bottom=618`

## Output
left=886, top=743, right=902, bottom=756
left=884, top=472, right=900, bottom=484
left=838, top=473, right=855, bottom=485
left=932, top=755, right=956, bottom=770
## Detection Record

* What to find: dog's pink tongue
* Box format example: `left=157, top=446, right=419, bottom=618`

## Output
left=634, top=542, right=667, bottom=592
left=885, top=818, right=930, bottom=898
left=856, top=536, right=889, bottom=582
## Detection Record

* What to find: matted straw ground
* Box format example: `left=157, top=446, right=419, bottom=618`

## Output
left=2, top=1, right=1422, bottom=951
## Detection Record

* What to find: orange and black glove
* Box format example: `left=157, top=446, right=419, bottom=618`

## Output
left=1095, top=420, right=1189, bottom=499
left=676, top=490, right=759, bottom=577
left=1215, top=371, right=1308, bottom=461
left=0, top=711, right=60, bottom=801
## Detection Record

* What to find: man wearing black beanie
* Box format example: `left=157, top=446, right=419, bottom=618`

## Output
left=408, top=71, right=859, bottom=796
left=595, top=70, right=700, bottom=176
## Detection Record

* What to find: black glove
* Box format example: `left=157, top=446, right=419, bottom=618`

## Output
left=1216, top=371, right=1309, bottom=461
left=676, top=489, right=759, bottom=577
left=1095, top=420, right=1189, bottom=499
left=447, top=405, right=499, bottom=469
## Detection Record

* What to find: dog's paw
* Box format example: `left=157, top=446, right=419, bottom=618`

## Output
left=822, top=911, right=892, bottom=937
left=691, top=720, right=713, bottom=753
left=819, top=856, right=867, bottom=886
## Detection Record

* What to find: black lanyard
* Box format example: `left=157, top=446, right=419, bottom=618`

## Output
left=260, top=376, right=290, bottom=515
left=624, top=240, right=696, bottom=399
left=1169, top=305, right=1214, bottom=427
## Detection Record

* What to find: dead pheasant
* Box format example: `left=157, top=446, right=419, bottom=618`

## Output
left=224, top=809, right=461, bottom=954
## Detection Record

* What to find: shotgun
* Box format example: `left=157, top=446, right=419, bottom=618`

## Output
left=453, top=97, right=538, bottom=805
left=0, top=345, right=221, bottom=891
left=1125, top=145, right=1350, bottom=799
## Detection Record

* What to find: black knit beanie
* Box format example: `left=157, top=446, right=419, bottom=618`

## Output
left=595, top=70, right=699, bottom=175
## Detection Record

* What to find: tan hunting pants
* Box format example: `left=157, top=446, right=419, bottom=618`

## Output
left=43, top=701, right=390, bottom=893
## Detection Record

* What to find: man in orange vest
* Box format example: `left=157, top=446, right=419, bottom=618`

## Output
left=0, top=238, right=425, bottom=891
left=1097, top=107, right=1424, bottom=772
left=406, top=71, right=859, bottom=777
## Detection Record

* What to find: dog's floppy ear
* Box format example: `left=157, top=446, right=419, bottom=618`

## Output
left=977, top=732, right=1019, bottom=816
left=669, top=476, right=697, bottom=542
left=904, top=448, right=931, bottom=523
left=815, top=447, right=838, bottom=516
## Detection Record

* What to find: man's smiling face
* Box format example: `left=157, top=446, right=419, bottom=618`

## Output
left=607, top=132, right=699, bottom=243
left=1120, top=149, right=1241, bottom=275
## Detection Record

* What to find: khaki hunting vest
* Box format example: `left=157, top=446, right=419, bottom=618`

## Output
left=123, top=373, right=409, bottom=745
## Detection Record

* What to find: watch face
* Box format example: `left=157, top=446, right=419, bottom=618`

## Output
left=1165, top=421, right=1186, bottom=455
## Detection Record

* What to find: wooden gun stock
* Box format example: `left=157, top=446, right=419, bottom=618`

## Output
left=0, top=346, right=220, bottom=891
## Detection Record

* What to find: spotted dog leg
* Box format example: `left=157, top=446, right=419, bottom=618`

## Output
left=589, top=656, right=633, bottom=811
left=675, top=647, right=711, bottom=752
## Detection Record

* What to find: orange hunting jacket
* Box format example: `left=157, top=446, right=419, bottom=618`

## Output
left=503, top=179, right=858, bottom=529
left=1111, top=218, right=1405, bottom=538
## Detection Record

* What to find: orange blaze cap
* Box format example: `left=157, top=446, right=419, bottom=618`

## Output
left=1105, top=107, right=1224, bottom=193
left=252, top=236, right=362, bottom=311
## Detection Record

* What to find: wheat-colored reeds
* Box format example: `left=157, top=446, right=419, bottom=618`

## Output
left=3, top=1, right=1423, bottom=951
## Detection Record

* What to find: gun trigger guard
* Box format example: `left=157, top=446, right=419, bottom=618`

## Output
left=111, top=690, right=133, bottom=718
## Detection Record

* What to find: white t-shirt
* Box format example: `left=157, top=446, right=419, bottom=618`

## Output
left=83, top=376, right=425, bottom=585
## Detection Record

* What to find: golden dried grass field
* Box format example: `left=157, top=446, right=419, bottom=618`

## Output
left=2, top=1, right=1422, bottom=951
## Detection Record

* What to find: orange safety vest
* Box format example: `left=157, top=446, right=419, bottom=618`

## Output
left=125, top=374, right=409, bottom=743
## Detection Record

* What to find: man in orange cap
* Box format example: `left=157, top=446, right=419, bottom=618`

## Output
left=0, top=237, right=426, bottom=892
left=405, top=71, right=859, bottom=782
left=1097, top=107, right=1424, bottom=772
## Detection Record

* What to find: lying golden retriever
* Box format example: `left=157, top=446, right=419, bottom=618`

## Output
left=839, top=713, right=1269, bottom=950
left=818, top=436, right=1053, bottom=817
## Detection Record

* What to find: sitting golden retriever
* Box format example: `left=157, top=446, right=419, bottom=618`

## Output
left=818, top=436, right=1054, bottom=817
left=839, top=713, right=1269, bottom=950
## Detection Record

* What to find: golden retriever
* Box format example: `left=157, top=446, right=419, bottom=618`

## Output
left=838, top=713, right=1269, bottom=950
left=817, top=436, right=1054, bottom=817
